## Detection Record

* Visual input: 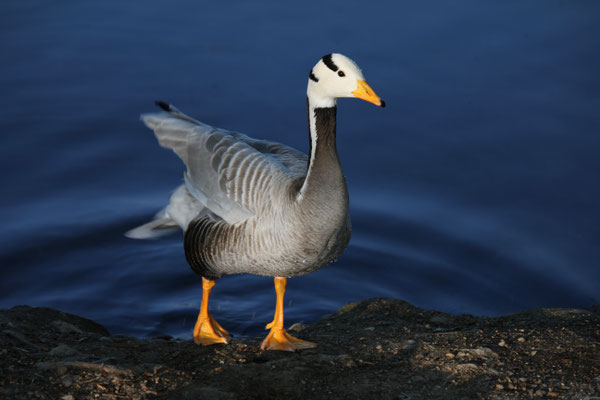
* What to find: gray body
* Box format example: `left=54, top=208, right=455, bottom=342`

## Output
left=128, top=103, right=351, bottom=279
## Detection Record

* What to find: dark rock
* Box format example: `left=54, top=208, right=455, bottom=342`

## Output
left=2, top=298, right=600, bottom=399
left=48, top=344, right=80, bottom=357
left=2, top=305, right=109, bottom=336
left=52, top=320, right=83, bottom=334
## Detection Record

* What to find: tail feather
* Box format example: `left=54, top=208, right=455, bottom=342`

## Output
left=125, top=216, right=179, bottom=240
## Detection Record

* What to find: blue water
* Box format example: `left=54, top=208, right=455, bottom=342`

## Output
left=1, top=1, right=599, bottom=338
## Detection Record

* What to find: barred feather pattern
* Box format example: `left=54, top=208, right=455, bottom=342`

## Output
left=137, top=102, right=351, bottom=279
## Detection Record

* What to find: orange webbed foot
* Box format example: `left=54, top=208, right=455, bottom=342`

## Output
left=261, top=277, right=316, bottom=351
left=193, top=313, right=231, bottom=346
left=260, top=327, right=316, bottom=352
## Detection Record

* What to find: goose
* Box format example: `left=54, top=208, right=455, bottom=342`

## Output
left=126, top=53, right=384, bottom=351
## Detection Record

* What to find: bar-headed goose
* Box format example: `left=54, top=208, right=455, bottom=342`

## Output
left=127, top=53, right=384, bottom=351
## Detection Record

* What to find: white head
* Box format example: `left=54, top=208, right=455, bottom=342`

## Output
left=307, top=53, right=385, bottom=108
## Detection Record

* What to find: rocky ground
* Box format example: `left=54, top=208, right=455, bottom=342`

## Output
left=1, top=298, right=599, bottom=399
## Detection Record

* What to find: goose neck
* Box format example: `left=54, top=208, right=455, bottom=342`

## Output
left=297, top=97, right=346, bottom=202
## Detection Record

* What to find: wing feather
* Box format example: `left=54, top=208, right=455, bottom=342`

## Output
left=141, top=107, right=305, bottom=224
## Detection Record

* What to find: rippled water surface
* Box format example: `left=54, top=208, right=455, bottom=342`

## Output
left=1, top=1, right=599, bottom=338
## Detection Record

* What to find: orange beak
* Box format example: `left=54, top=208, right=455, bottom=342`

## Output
left=352, top=80, right=385, bottom=107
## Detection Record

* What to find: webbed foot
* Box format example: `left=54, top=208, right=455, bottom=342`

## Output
left=193, top=313, right=230, bottom=346
left=261, top=327, right=316, bottom=351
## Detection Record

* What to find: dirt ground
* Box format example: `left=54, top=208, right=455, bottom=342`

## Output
left=1, top=298, right=599, bottom=399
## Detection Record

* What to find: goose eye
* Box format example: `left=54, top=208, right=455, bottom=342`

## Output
left=338, top=70, right=345, bottom=77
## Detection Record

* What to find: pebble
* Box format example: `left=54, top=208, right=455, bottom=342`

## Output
left=496, top=384, right=504, bottom=390
left=517, top=337, right=525, bottom=343
left=498, top=340, right=506, bottom=347
left=338, top=355, right=356, bottom=368
left=61, top=375, right=73, bottom=387
left=429, top=315, right=450, bottom=324
left=317, top=354, right=335, bottom=362
left=445, top=352, right=455, bottom=358
left=49, top=344, right=79, bottom=357
left=469, top=347, right=498, bottom=358
left=288, top=323, right=306, bottom=332
left=402, top=340, right=416, bottom=350
left=61, top=395, right=75, bottom=400
left=456, top=363, right=478, bottom=371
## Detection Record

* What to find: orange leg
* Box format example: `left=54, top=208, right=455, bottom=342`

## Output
left=261, top=277, right=316, bottom=351
left=193, top=277, right=230, bottom=345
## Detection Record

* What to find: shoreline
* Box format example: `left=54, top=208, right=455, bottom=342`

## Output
left=2, top=298, right=599, bottom=399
